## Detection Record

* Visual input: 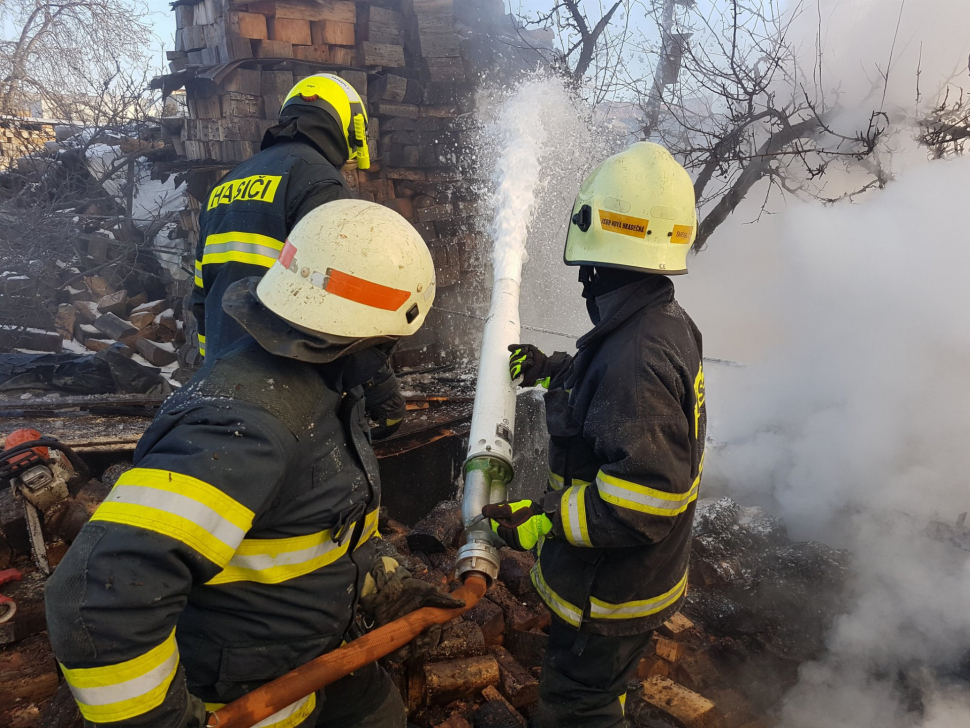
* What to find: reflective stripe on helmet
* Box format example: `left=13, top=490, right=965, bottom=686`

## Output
left=325, top=268, right=411, bottom=311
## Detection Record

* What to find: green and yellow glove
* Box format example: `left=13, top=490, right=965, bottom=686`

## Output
left=508, top=344, right=553, bottom=388
left=482, top=500, right=552, bottom=551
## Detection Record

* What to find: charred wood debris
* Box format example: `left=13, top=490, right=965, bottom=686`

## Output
left=0, top=463, right=856, bottom=728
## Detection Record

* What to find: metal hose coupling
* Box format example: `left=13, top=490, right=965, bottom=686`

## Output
left=456, top=456, right=512, bottom=584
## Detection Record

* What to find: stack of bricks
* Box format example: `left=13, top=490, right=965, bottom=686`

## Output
left=164, top=0, right=531, bottom=365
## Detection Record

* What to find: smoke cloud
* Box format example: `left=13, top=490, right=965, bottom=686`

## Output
left=681, top=154, right=970, bottom=725
left=508, top=3, right=970, bottom=725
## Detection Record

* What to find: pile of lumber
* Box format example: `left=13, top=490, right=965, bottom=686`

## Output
left=0, top=272, right=184, bottom=370
left=164, top=0, right=506, bottom=300
left=0, top=121, right=55, bottom=172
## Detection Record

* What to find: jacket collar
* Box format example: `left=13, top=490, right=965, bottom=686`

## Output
left=558, top=276, right=673, bottom=391
left=577, top=275, right=674, bottom=350
left=222, top=278, right=396, bottom=364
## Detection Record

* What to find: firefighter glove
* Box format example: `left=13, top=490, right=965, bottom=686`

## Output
left=508, top=344, right=552, bottom=387
left=367, top=392, right=406, bottom=440
left=482, top=500, right=552, bottom=551
left=360, top=556, right=465, bottom=661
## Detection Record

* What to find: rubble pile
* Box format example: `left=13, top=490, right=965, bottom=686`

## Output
left=0, top=119, right=201, bottom=390
left=0, top=473, right=852, bottom=727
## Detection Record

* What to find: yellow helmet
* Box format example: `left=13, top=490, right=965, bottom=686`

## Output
left=564, top=142, right=697, bottom=274
left=257, top=200, right=435, bottom=338
left=281, top=73, right=371, bottom=170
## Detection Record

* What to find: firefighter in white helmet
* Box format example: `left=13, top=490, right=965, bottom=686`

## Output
left=486, top=143, right=708, bottom=727
left=47, top=201, right=460, bottom=728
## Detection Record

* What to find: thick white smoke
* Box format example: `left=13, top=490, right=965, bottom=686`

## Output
left=480, top=3, right=970, bottom=723
left=675, top=2, right=970, bottom=722
left=682, top=156, right=970, bottom=725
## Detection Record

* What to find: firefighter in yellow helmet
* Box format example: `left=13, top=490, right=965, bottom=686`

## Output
left=47, top=201, right=459, bottom=728
left=190, top=74, right=404, bottom=441
left=486, top=143, right=707, bottom=728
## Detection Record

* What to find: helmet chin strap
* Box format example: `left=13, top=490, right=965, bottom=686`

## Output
left=351, top=113, right=370, bottom=169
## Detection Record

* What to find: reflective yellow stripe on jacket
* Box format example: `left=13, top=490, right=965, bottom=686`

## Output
left=205, top=693, right=316, bottom=728
left=532, top=535, right=688, bottom=626
left=208, top=508, right=380, bottom=585
left=198, top=332, right=206, bottom=357
left=595, top=455, right=703, bottom=517
left=547, top=469, right=591, bottom=492
left=589, top=570, right=689, bottom=620
left=561, top=484, right=593, bottom=547
left=532, top=559, right=689, bottom=627
left=61, top=630, right=179, bottom=723
left=194, top=259, right=203, bottom=289
left=530, top=550, right=584, bottom=628
left=91, top=468, right=255, bottom=568
left=201, top=231, right=284, bottom=269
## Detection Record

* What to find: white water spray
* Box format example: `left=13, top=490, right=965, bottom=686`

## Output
left=456, top=77, right=577, bottom=579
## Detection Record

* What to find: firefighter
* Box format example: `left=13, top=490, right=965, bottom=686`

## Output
left=486, top=143, right=706, bottom=728
left=192, top=73, right=405, bottom=440
left=46, top=200, right=458, bottom=728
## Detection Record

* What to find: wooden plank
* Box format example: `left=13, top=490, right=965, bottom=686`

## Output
left=227, top=11, right=268, bottom=39
left=262, top=70, right=295, bottom=96
left=224, top=68, right=263, bottom=96
left=416, top=36, right=461, bottom=60
left=268, top=17, right=312, bottom=45
left=175, top=4, right=195, bottom=29
left=407, top=0, right=454, bottom=13
left=371, top=74, right=409, bottom=103
left=246, top=0, right=276, bottom=13
left=225, top=92, right=264, bottom=117
left=640, top=678, right=726, bottom=728
left=330, top=46, right=355, bottom=65
left=655, top=637, right=687, bottom=664
left=275, top=0, right=356, bottom=24
left=339, top=69, right=368, bottom=97
left=424, top=56, right=465, bottom=82
left=424, top=656, right=499, bottom=705
left=369, top=6, right=405, bottom=28
left=378, top=103, right=421, bottom=119
left=293, top=45, right=331, bottom=62
left=358, top=42, right=405, bottom=67
left=254, top=39, right=295, bottom=58
left=310, top=20, right=356, bottom=45
left=182, top=25, right=207, bottom=51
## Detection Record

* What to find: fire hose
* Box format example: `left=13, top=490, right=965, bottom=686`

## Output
left=205, top=573, right=489, bottom=728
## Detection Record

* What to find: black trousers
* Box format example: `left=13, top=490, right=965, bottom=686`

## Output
left=533, top=616, right=654, bottom=728
left=311, top=662, right=406, bottom=728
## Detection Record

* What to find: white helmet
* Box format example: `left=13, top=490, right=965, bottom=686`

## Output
left=257, top=199, right=436, bottom=338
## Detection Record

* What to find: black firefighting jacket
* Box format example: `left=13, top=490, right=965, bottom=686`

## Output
left=192, top=139, right=349, bottom=359
left=190, top=139, right=405, bottom=437
left=535, top=276, right=706, bottom=636
left=45, top=336, right=382, bottom=728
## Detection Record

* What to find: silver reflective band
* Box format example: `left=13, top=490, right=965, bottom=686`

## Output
left=109, top=485, right=247, bottom=552
left=563, top=484, right=593, bottom=547
left=67, top=650, right=178, bottom=709
left=589, top=571, right=688, bottom=619
left=203, top=240, right=282, bottom=260
left=253, top=693, right=316, bottom=728
left=596, top=473, right=698, bottom=516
